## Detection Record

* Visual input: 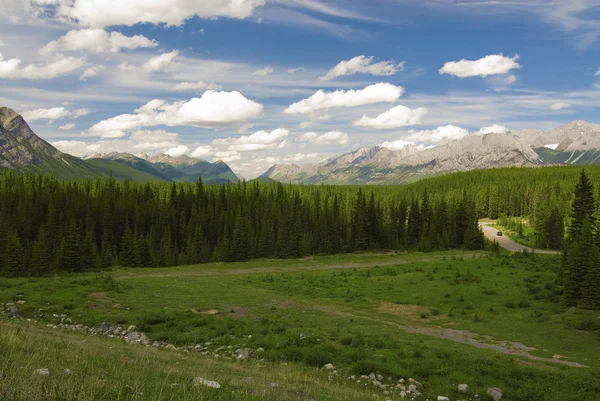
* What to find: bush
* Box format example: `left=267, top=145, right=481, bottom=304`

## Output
left=576, top=319, right=600, bottom=331
left=518, top=300, right=531, bottom=308
left=505, top=301, right=516, bottom=309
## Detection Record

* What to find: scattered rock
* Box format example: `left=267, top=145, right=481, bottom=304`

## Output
left=236, top=348, right=252, bottom=360
left=192, top=377, right=221, bottom=389
left=16, top=300, right=26, bottom=305
left=16, top=292, right=24, bottom=297
left=487, top=387, right=503, bottom=401
left=98, top=322, right=110, bottom=332
left=458, top=384, right=469, bottom=393
left=437, top=397, right=450, bottom=401
left=256, top=347, right=265, bottom=353
left=127, top=325, right=137, bottom=332
left=34, top=368, right=50, bottom=376
left=193, top=344, right=204, bottom=352
left=64, top=369, right=71, bottom=375
left=125, top=332, right=142, bottom=343
left=7, top=305, right=21, bottom=318
left=323, top=363, right=335, bottom=370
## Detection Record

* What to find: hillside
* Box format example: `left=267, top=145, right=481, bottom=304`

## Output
left=0, top=107, right=105, bottom=180
left=261, top=121, right=600, bottom=184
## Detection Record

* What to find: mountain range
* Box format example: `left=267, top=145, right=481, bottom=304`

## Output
left=0, top=107, right=238, bottom=183
left=261, top=121, right=600, bottom=185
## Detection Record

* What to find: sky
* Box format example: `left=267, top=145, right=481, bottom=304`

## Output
left=1, top=0, right=600, bottom=178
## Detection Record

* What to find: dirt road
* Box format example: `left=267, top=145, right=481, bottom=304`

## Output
left=479, top=221, right=560, bottom=255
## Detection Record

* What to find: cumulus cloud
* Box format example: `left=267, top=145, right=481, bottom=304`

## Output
left=191, top=145, right=212, bottom=158
left=0, top=52, right=86, bottom=80
left=505, top=74, right=517, bottom=84
left=300, top=131, right=349, bottom=145
left=43, top=0, right=266, bottom=28
left=88, top=90, right=263, bottom=136
left=353, top=105, right=428, bottom=129
left=130, top=129, right=179, bottom=150
left=212, top=128, right=289, bottom=152
left=595, top=68, right=600, bottom=76
left=380, top=139, right=414, bottom=151
left=119, top=51, right=179, bottom=73
left=285, top=83, right=404, bottom=114
left=80, top=65, right=104, bottom=80
left=550, top=102, right=571, bottom=111
left=406, top=125, right=470, bottom=145
left=165, top=145, right=189, bottom=157
left=478, top=124, right=509, bottom=134
left=253, top=66, right=273, bottom=76
left=41, top=29, right=157, bottom=54
left=22, top=106, right=89, bottom=122
left=215, top=150, right=241, bottom=162
left=320, top=55, right=404, bottom=81
left=439, top=54, right=521, bottom=78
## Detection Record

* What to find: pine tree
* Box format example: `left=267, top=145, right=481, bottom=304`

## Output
left=2, top=230, right=23, bottom=276
left=31, top=224, right=52, bottom=275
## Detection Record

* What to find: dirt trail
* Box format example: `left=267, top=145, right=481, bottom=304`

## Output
left=310, top=304, right=587, bottom=368
left=479, top=222, right=560, bottom=255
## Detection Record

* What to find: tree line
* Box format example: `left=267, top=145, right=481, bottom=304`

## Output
left=561, top=170, right=600, bottom=308
left=0, top=172, right=483, bottom=276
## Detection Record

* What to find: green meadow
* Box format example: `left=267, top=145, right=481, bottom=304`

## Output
left=2, top=250, right=600, bottom=400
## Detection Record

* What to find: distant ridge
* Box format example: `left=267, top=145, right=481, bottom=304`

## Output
left=260, top=121, right=600, bottom=185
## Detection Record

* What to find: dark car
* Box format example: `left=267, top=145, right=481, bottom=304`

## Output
left=497, top=231, right=503, bottom=237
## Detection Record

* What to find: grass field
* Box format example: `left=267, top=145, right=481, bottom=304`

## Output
left=2, top=250, right=600, bottom=400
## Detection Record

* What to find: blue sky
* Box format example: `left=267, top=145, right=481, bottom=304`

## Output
left=1, top=0, right=600, bottom=177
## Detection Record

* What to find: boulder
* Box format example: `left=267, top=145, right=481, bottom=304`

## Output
left=98, top=322, right=110, bottom=332
left=7, top=305, right=21, bottom=318
left=487, top=387, right=503, bottom=401
left=458, top=384, right=469, bottom=393
left=192, top=377, right=221, bottom=389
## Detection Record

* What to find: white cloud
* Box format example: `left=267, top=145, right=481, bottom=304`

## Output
left=478, top=124, right=509, bottom=134
left=0, top=52, right=86, bottom=80
left=191, top=145, right=212, bottom=158
left=80, top=65, right=103, bottom=80
left=320, top=55, right=404, bottom=81
left=406, top=125, right=470, bottom=145
left=99, top=130, right=127, bottom=139
left=52, top=128, right=184, bottom=156
left=439, top=54, right=521, bottom=78
left=595, top=68, right=600, bottom=76
left=215, top=150, right=241, bottom=162
left=45, top=0, right=266, bottom=28
left=165, top=145, right=189, bottom=157
left=119, top=51, right=179, bottom=73
left=212, top=128, right=289, bottom=151
left=130, top=129, right=179, bottom=151
left=353, top=105, right=428, bottom=129
left=41, top=29, right=157, bottom=54
left=283, top=153, right=319, bottom=163
left=288, top=67, right=304, bottom=73
left=23, top=107, right=71, bottom=121
left=88, top=90, right=263, bottom=136
left=285, top=83, right=404, bottom=114
left=550, top=102, right=571, bottom=111
left=59, top=123, right=76, bottom=131
left=173, top=81, right=210, bottom=91
left=300, top=131, right=349, bottom=145
left=505, top=74, right=517, bottom=84
left=380, top=139, right=414, bottom=151
left=72, top=108, right=90, bottom=118
left=253, top=66, right=274, bottom=76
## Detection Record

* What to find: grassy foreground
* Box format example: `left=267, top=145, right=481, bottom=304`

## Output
left=2, top=250, right=600, bottom=400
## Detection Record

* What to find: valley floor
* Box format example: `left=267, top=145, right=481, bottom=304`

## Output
left=2, top=250, right=600, bottom=400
